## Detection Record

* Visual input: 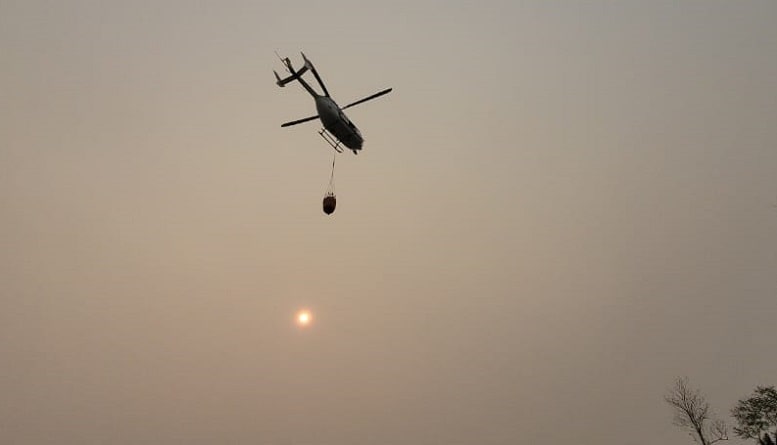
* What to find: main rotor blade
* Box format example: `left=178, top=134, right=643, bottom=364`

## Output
left=302, top=53, right=330, bottom=97
left=341, top=88, right=393, bottom=111
left=281, top=114, right=319, bottom=127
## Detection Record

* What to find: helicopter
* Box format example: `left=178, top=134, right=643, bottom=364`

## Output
left=274, top=52, right=392, bottom=155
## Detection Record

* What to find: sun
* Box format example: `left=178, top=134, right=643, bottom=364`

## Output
left=296, top=309, right=312, bottom=327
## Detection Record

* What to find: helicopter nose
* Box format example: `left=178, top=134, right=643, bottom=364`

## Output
left=350, top=134, right=363, bottom=150
left=350, top=139, right=363, bottom=154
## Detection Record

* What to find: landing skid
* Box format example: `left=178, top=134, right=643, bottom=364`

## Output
left=318, top=128, right=343, bottom=153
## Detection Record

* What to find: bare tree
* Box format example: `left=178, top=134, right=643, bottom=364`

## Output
left=665, top=377, right=729, bottom=445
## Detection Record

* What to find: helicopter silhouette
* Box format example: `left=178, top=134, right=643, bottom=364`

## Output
left=274, top=52, right=392, bottom=155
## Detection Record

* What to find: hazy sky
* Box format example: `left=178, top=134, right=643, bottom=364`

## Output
left=2, top=1, right=776, bottom=444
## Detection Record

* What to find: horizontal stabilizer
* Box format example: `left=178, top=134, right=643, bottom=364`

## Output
left=274, top=65, right=309, bottom=87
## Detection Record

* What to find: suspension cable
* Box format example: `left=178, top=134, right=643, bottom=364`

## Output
left=326, top=153, right=336, bottom=196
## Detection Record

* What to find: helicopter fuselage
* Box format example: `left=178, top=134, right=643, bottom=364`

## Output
left=315, top=96, right=363, bottom=152
left=275, top=52, right=390, bottom=155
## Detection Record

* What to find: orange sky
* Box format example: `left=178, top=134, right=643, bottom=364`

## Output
left=2, top=1, right=776, bottom=444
